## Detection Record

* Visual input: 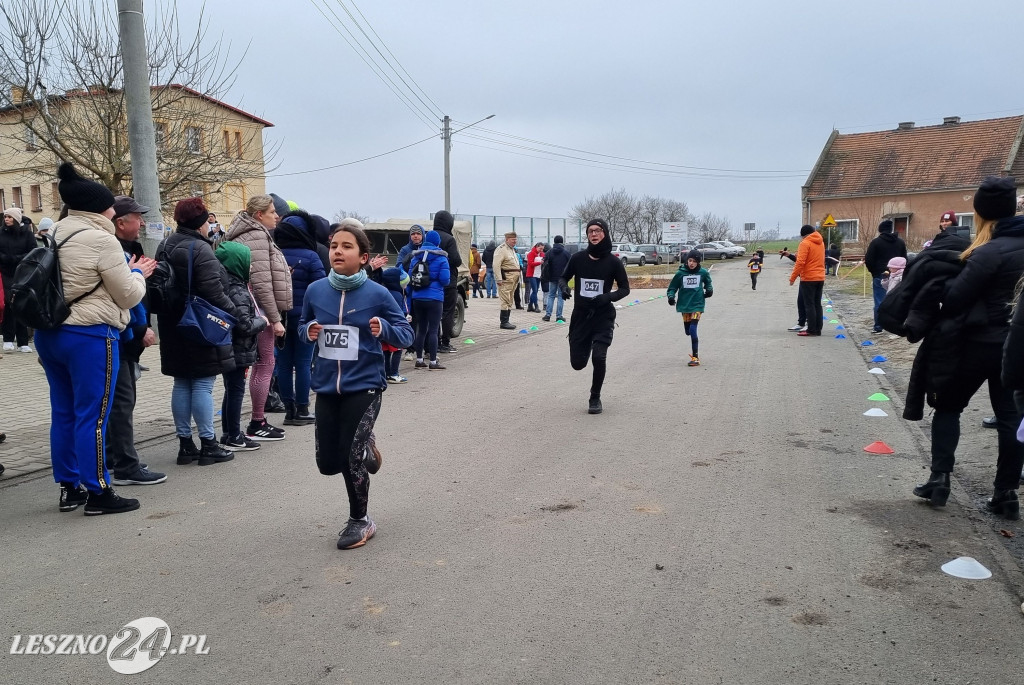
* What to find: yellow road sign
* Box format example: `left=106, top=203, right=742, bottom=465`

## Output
left=821, top=214, right=837, bottom=228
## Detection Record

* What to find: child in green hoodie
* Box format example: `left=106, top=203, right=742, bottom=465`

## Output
left=216, top=241, right=269, bottom=452
left=666, top=250, right=713, bottom=366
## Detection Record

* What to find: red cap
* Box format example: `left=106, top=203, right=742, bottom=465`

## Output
left=940, top=211, right=957, bottom=223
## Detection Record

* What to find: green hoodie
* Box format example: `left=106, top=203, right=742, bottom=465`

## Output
left=216, top=241, right=252, bottom=282
left=667, top=263, right=713, bottom=313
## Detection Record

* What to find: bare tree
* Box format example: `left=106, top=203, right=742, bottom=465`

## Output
left=333, top=210, right=371, bottom=225
left=692, top=212, right=733, bottom=242
left=0, top=0, right=277, bottom=206
left=569, top=188, right=691, bottom=243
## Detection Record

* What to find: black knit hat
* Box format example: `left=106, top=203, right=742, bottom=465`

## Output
left=877, top=219, right=894, bottom=234
left=174, top=197, right=210, bottom=230
left=974, top=176, right=1018, bottom=220
left=57, top=163, right=115, bottom=213
left=686, top=249, right=702, bottom=264
left=800, top=224, right=815, bottom=237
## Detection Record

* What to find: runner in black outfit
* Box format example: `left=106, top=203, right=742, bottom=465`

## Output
left=559, top=219, right=630, bottom=415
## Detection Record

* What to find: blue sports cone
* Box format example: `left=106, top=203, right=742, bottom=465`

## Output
left=871, top=355, right=887, bottom=363
left=835, top=334, right=847, bottom=339
left=862, top=340, right=874, bottom=346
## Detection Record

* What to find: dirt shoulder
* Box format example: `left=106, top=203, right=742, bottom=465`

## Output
left=825, top=280, right=1024, bottom=569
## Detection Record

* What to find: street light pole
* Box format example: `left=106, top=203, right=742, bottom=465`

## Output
left=442, top=114, right=494, bottom=213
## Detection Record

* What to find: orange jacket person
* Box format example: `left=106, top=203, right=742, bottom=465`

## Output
left=789, top=225, right=826, bottom=336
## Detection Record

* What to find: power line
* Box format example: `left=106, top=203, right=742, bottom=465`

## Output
left=309, top=0, right=437, bottom=132
left=456, top=132, right=806, bottom=179
left=334, top=0, right=444, bottom=120
left=453, top=121, right=809, bottom=174
left=265, top=133, right=436, bottom=177
left=457, top=140, right=800, bottom=182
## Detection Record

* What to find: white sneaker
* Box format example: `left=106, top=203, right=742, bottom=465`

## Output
left=402, top=352, right=414, bottom=362
left=18, top=346, right=32, bottom=353
left=799, top=325, right=808, bottom=332
left=786, top=324, right=802, bottom=332
left=2, top=343, right=14, bottom=351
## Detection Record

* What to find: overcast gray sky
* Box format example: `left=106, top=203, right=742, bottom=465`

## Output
left=173, top=0, right=1024, bottom=234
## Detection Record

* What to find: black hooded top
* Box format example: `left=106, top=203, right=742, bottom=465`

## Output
left=431, top=210, right=463, bottom=279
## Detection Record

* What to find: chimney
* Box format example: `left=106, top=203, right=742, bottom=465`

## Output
left=11, top=86, right=25, bottom=104
left=897, top=121, right=915, bottom=131
left=943, top=116, right=961, bottom=125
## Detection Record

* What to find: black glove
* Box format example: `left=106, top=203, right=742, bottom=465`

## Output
left=592, top=293, right=612, bottom=307
left=667, top=296, right=675, bottom=306
left=704, top=289, right=713, bottom=299
left=561, top=285, right=572, bottom=300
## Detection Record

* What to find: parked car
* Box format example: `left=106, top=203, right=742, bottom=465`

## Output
left=636, top=244, right=665, bottom=265
left=708, top=241, right=737, bottom=259
left=695, top=242, right=730, bottom=260
left=717, top=240, right=746, bottom=257
left=611, top=243, right=646, bottom=265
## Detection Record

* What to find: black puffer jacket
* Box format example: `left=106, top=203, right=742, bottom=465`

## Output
left=926, top=229, right=970, bottom=253
left=223, top=272, right=267, bottom=368
left=156, top=228, right=238, bottom=378
left=0, top=223, right=37, bottom=280
left=878, top=249, right=965, bottom=341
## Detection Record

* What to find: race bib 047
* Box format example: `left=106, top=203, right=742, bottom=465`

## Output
left=580, top=278, right=604, bottom=298
left=317, top=324, right=360, bottom=361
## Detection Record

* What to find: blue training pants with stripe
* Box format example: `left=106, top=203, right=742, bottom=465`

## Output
left=35, top=324, right=119, bottom=493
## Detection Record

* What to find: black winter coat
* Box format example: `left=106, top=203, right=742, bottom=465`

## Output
left=865, top=232, right=907, bottom=277
left=156, top=228, right=238, bottom=378
left=223, top=273, right=267, bottom=368
left=117, top=236, right=150, bottom=362
left=0, top=223, right=38, bottom=279
left=926, top=229, right=970, bottom=253
left=877, top=249, right=965, bottom=341
left=434, top=228, right=462, bottom=289
left=543, top=243, right=571, bottom=283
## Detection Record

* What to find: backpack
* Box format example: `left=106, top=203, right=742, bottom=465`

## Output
left=146, top=260, right=179, bottom=315
left=410, top=254, right=431, bottom=289
left=10, top=229, right=100, bottom=330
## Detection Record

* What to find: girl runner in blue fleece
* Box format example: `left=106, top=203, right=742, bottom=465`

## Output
left=300, top=219, right=414, bottom=550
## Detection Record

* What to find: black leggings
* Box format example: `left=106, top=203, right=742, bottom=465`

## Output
left=315, top=390, right=382, bottom=519
left=570, top=341, right=609, bottom=399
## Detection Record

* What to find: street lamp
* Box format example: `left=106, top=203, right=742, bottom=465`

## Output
left=442, top=114, right=495, bottom=212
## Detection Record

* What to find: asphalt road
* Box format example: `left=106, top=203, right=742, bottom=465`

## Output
left=2, top=259, right=1022, bottom=684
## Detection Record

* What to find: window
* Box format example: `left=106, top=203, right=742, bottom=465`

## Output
left=12, top=187, right=22, bottom=208
left=185, top=126, right=202, bottom=154
left=225, top=183, right=246, bottom=212
left=51, top=182, right=60, bottom=209
left=25, top=127, right=37, bottom=151
left=189, top=183, right=207, bottom=200
left=30, top=185, right=41, bottom=211
left=154, top=122, right=168, bottom=149
left=0, top=189, right=5, bottom=210
left=836, top=219, right=859, bottom=242
left=956, top=213, right=975, bottom=236
left=223, top=130, right=231, bottom=156
left=234, top=131, right=242, bottom=158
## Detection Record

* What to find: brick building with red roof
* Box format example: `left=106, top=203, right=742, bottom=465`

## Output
left=802, top=115, right=1024, bottom=249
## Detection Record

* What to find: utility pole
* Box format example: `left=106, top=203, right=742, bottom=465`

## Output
left=442, top=114, right=494, bottom=214
left=442, top=115, right=451, bottom=212
left=117, top=0, right=163, bottom=256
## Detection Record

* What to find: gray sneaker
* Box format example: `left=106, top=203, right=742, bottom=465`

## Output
left=337, top=517, right=377, bottom=549
left=112, top=467, right=168, bottom=486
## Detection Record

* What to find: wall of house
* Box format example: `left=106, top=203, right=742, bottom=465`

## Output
left=804, top=188, right=999, bottom=250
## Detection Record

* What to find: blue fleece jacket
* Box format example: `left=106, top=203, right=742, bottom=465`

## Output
left=299, top=277, right=414, bottom=394
left=408, top=230, right=450, bottom=302
left=282, top=246, right=326, bottom=323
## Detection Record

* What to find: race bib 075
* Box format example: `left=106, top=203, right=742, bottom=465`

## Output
left=317, top=324, right=359, bottom=361
left=580, top=278, right=604, bottom=298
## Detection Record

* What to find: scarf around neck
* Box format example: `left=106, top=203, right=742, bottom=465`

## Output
left=328, top=268, right=368, bottom=291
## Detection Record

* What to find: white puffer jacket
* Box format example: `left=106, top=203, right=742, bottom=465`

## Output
left=50, top=210, right=147, bottom=330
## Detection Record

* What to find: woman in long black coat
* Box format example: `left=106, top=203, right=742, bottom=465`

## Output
left=914, top=177, right=1024, bottom=520
left=157, top=198, right=238, bottom=465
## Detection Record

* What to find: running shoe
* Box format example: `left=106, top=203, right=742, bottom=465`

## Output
left=337, top=517, right=377, bottom=549
left=246, top=419, right=286, bottom=441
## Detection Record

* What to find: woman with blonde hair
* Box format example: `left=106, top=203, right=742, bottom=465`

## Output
left=226, top=194, right=293, bottom=441
left=912, top=176, right=1024, bottom=519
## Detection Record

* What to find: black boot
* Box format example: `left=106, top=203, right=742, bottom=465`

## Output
left=913, top=471, right=951, bottom=506
left=198, top=437, right=235, bottom=466
left=177, top=436, right=200, bottom=465
left=499, top=310, right=515, bottom=330
left=283, top=401, right=298, bottom=426
left=986, top=489, right=1021, bottom=520
left=293, top=404, right=315, bottom=425
left=588, top=395, right=603, bottom=415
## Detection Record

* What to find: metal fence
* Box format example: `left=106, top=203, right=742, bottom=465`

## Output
left=451, top=215, right=587, bottom=246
